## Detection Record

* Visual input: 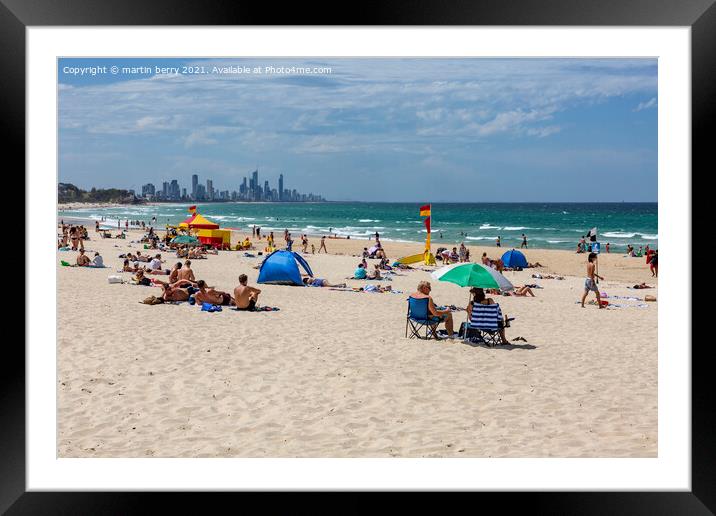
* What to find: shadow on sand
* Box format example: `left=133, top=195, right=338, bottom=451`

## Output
left=460, top=339, right=537, bottom=351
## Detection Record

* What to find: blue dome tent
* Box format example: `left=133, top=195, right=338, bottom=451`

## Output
left=257, top=250, right=314, bottom=286
left=501, top=249, right=528, bottom=268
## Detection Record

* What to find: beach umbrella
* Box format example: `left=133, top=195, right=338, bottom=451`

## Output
left=171, top=235, right=200, bottom=245
left=431, top=262, right=514, bottom=291
left=501, top=249, right=528, bottom=268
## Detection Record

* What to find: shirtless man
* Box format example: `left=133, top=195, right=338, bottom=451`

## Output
left=168, top=262, right=183, bottom=283
left=76, top=249, right=91, bottom=266
left=178, top=260, right=196, bottom=282
left=233, top=274, right=261, bottom=311
left=194, top=280, right=234, bottom=306
left=581, top=252, right=605, bottom=308
left=161, top=282, right=190, bottom=302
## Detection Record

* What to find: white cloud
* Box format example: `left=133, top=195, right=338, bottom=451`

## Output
left=634, top=97, right=657, bottom=111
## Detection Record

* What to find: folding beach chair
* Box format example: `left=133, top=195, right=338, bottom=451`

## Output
left=405, top=297, right=440, bottom=340
left=465, top=303, right=506, bottom=347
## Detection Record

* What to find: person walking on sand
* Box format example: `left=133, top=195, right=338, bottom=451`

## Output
left=581, top=252, right=605, bottom=308
left=318, top=235, right=328, bottom=253
left=496, top=236, right=501, bottom=247
left=521, top=233, right=528, bottom=248
left=234, top=274, right=261, bottom=311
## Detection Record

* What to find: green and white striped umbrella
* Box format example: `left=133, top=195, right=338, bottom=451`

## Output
left=431, top=262, right=514, bottom=291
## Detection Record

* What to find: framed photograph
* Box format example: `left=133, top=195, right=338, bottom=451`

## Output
left=5, top=0, right=709, bottom=512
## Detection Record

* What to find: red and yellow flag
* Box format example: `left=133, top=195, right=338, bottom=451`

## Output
left=188, top=205, right=197, bottom=213
left=419, top=204, right=431, bottom=217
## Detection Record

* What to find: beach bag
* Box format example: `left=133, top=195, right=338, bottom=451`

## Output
left=141, top=295, right=164, bottom=305
left=644, top=295, right=657, bottom=302
left=107, top=275, right=123, bottom=284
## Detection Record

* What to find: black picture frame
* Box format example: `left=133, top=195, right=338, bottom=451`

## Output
left=4, top=0, right=708, bottom=512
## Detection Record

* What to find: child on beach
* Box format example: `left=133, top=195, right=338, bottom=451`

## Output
left=581, top=252, right=605, bottom=309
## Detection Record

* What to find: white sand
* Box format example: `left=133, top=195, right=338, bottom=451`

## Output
left=58, top=229, right=657, bottom=457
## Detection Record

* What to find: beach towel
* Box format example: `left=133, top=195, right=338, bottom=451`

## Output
left=200, top=302, right=222, bottom=312
left=107, top=275, right=124, bottom=284
left=60, top=260, right=72, bottom=267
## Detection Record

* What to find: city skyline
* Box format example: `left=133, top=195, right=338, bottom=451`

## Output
left=138, top=170, right=325, bottom=202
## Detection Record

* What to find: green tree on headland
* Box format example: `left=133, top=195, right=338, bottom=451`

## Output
left=58, top=183, right=143, bottom=204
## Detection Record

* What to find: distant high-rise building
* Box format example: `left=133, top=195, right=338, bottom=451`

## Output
left=278, top=174, right=284, bottom=201
left=142, top=183, right=155, bottom=197
left=182, top=188, right=187, bottom=199
left=162, top=182, right=169, bottom=198
left=264, top=180, right=269, bottom=201
left=191, top=174, right=198, bottom=198
left=206, top=179, right=213, bottom=201
left=196, top=184, right=206, bottom=200
left=170, top=179, right=180, bottom=200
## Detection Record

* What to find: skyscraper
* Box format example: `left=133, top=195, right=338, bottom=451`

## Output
left=264, top=180, right=270, bottom=201
left=206, top=179, right=213, bottom=201
left=191, top=174, right=198, bottom=198
left=278, top=174, right=284, bottom=201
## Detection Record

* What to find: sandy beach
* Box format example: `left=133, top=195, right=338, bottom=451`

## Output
left=56, top=224, right=657, bottom=458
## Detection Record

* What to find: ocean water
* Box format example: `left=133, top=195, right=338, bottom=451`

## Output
left=58, top=202, right=658, bottom=251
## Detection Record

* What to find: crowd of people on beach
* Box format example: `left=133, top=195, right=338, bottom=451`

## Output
left=59, top=214, right=656, bottom=343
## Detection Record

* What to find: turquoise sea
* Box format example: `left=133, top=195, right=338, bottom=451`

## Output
left=58, top=202, right=658, bottom=251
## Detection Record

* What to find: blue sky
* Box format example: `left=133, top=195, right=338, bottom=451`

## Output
left=58, top=58, right=657, bottom=202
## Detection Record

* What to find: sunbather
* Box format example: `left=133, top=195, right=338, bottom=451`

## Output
left=161, top=283, right=190, bottom=302
left=504, top=285, right=535, bottom=297
left=233, top=274, right=261, bottom=311
left=302, top=276, right=346, bottom=288
left=133, top=270, right=152, bottom=286
left=194, top=280, right=235, bottom=306
left=367, top=264, right=382, bottom=280
left=168, top=262, right=183, bottom=283
left=178, top=260, right=196, bottom=282
left=76, top=249, right=91, bottom=266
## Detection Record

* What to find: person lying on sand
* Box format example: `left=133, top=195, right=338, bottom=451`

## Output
left=302, top=276, right=346, bottom=288
left=503, top=285, right=535, bottom=297
left=367, top=264, right=382, bottom=280
left=233, top=274, right=261, bottom=311
left=160, top=282, right=190, bottom=302
left=132, top=269, right=152, bottom=286
left=632, top=283, right=654, bottom=289
left=194, top=280, right=235, bottom=306
left=76, top=249, right=91, bottom=266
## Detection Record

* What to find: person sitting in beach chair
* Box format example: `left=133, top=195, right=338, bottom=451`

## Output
left=464, top=287, right=512, bottom=346
left=406, top=281, right=456, bottom=340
